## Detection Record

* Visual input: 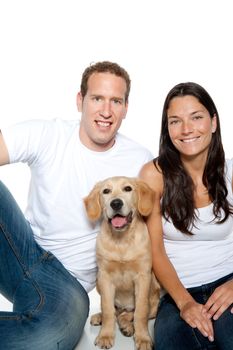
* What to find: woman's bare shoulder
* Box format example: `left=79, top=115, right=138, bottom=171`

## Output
left=139, top=159, right=163, bottom=193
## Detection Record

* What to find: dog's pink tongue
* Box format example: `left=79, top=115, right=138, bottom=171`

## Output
left=111, top=216, right=127, bottom=228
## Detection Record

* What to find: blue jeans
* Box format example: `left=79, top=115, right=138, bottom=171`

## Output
left=154, top=273, right=233, bottom=350
left=0, top=181, right=90, bottom=350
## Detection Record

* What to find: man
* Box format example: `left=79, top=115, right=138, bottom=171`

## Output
left=0, top=61, right=153, bottom=349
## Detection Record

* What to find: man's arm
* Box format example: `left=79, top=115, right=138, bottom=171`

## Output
left=0, top=131, right=10, bottom=165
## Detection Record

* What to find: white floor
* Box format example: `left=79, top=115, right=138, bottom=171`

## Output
left=0, top=289, right=154, bottom=350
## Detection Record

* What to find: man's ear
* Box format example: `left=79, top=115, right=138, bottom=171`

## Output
left=76, top=92, right=83, bottom=112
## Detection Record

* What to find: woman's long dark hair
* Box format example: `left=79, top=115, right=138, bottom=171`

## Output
left=156, top=82, right=232, bottom=234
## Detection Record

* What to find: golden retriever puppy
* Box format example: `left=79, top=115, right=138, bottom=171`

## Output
left=84, top=176, right=160, bottom=350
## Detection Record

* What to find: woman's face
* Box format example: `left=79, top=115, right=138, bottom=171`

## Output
left=167, top=95, right=217, bottom=160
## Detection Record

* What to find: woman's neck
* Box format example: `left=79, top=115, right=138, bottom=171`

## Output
left=181, top=153, right=211, bottom=207
left=181, top=152, right=207, bottom=182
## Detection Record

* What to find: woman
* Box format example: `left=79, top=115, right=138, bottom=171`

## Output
left=140, top=82, right=233, bottom=350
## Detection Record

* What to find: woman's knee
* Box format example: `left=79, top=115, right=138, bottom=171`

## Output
left=154, top=318, right=201, bottom=349
left=214, top=309, right=233, bottom=349
left=154, top=297, right=202, bottom=350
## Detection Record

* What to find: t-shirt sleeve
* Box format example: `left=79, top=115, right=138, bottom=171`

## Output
left=1, top=120, right=51, bottom=166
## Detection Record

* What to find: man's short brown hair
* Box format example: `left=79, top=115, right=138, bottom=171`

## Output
left=80, top=61, right=131, bottom=103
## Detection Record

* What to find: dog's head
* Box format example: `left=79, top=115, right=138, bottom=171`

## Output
left=84, top=176, right=154, bottom=232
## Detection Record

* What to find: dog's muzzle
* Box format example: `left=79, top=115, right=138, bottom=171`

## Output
left=108, top=198, right=133, bottom=231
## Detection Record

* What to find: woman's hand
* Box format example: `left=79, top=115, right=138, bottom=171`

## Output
left=205, top=279, right=233, bottom=320
left=180, top=300, right=214, bottom=342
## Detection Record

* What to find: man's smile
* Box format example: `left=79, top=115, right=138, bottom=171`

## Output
left=96, top=121, right=112, bottom=127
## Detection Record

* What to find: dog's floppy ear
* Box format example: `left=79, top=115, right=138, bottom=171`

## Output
left=84, top=182, right=102, bottom=221
left=136, top=179, right=155, bottom=216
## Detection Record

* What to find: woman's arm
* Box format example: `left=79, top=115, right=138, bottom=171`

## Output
left=139, top=161, right=214, bottom=341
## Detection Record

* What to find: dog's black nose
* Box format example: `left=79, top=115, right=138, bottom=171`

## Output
left=110, top=198, right=123, bottom=211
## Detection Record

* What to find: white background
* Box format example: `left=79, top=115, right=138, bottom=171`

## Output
left=0, top=0, right=233, bottom=208
left=0, top=0, right=233, bottom=325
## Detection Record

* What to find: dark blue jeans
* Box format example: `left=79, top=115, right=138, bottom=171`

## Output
left=0, top=181, right=90, bottom=350
left=154, top=273, right=233, bottom=350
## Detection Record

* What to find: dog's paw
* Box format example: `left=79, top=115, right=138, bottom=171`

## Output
left=90, top=312, right=102, bottom=326
left=117, top=311, right=134, bottom=337
left=95, top=334, right=114, bottom=349
left=134, top=334, right=153, bottom=350
left=119, top=322, right=134, bottom=337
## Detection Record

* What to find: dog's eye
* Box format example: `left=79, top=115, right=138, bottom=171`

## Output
left=124, top=186, right=132, bottom=192
left=103, top=188, right=111, bottom=194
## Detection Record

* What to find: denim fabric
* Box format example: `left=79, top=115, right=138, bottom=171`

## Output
left=154, top=273, right=233, bottom=350
left=0, top=181, right=90, bottom=350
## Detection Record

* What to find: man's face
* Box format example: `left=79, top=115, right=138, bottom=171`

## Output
left=77, top=72, right=128, bottom=151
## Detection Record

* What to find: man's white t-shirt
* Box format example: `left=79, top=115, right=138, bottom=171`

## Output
left=1, top=118, right=153, bottom=292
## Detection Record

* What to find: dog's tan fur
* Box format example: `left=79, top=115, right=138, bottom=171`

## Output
left=84, top=176, right=160, bottom=350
